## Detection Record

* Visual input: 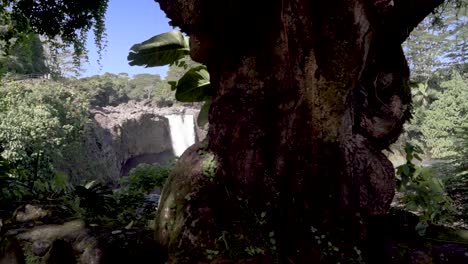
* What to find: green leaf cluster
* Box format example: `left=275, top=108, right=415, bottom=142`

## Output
left=404, top=2, right=467, bottom=82
left=69, top=163, right=171, bottom=227
left=430, top=125, right=468, bottom=224
left=72, top=73, right=131, bottom=106
left=0, top=157, right=29, bottom=212
left=174, top=65, right=211, bottom=102
left=128, top=31, right=212, bottom=126
left=128, top=30, right=190, bottom=67
left=0, top=80, right=88, bottom=196
left=112, top=163, right=171, bottom=227
left=72, top=181, right=116, bottom=224
left=72, top=72, right=175, bottom=107
left=0, top=33, right=48, bottom=78
left=396, top=144, right=455, bottom=234
left=120, top=163, right=171, bottom=193
left=0, top=0, right=109, bottom=69
left=1, top=159, right=173, bottom=228
left=419, top=71, right=468, bottom=158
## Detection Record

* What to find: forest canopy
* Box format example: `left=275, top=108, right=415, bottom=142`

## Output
left=0, top=0, right=108, bottom=73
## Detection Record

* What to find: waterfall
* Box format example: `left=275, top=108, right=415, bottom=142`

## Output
left=165, top=114, right=196, bottom=156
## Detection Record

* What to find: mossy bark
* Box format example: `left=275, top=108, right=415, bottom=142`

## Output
left=154, top=0, right=444, bottom=262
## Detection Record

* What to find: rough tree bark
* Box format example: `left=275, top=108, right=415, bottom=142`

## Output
left=154, top=0, right=444, bottom=263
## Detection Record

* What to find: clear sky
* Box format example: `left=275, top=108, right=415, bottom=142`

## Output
left=82, top=0, right=173, bottom=78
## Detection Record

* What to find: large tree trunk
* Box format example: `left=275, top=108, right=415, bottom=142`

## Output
left=155, top=0, right=444, bottom=263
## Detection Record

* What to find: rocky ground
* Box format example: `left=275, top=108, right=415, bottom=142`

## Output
left=0, top=205, right=467, bottom=264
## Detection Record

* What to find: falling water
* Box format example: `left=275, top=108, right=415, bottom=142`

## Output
left=165, top=114, right=196, bottom=156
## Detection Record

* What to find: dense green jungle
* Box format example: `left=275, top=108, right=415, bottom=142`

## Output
left=0, top=0, right=467, bottom=263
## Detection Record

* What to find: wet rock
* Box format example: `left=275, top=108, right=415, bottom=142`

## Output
left=16, top=204, right=49, bottom=222
left=0, top=220, right=164, bottom=264
left=31, top=240, right=50, bottom=256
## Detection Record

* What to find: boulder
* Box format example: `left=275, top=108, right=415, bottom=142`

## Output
left=0, top=220, right=164, bottom=264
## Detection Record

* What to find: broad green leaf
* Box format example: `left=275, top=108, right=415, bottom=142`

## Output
left=197, top=99, right=211, bottom=127
left=402, top=165, right=410, bottom=176
left=53, top=172, right=68, bottom=191
left=406, top=153, right=413, bottom=162
left=413, top=153, right=422, bottom=161
left=175, top=65, right=211, bottom=102
left=168, top=81, right=177, bottom=91
left=404, top=143, right=414, bottom=155
left=128, top=30, right=190, bottom=67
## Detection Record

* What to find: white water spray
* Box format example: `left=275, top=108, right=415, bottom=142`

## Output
left=165, top=114, right=196, bottom=156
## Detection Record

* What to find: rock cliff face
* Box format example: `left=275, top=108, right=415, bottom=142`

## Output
left=60, top=101, right=202, bottom=184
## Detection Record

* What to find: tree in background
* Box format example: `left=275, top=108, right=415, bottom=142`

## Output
left=0, top=0, right=108, bottom=78
left=403, top=3, right=466, bottom=105
left=129, top=73, right=173, bottom=102
left=420, top=70, right=468, bottom=158
left=441, top=4, right=468, bottom=66
left=0, top=33, right=48, bottom=77
left=445, top=124, right=468, bottom=223
left=73, top=72, right=175, bottom=107
left=75, top=73, right=131, bottom=107
left=44, top=41, right=88, bottom=78
left=400, top=3, right=467, bottom=159
left=405, top=20, right=446, bottom=85
left=0, top=80, right=88, bottom=193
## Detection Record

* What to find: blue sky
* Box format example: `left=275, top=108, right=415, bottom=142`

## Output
left=82, top=1, right=172, bottom=78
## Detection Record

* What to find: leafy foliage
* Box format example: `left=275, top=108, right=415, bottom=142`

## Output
left=0, top=33, right=48, bottom=77
left=129, top=74, right=173, bottom=103
left=73, top=73, right=131, bottom=106
left=174, top=65, right=212, bottom=102
left=112, top=163, right=171, bottom=227
left=0, top=157, right=29, bottom=216
left=396, top=144, right=455, bottom=235
left=417, top=1, right=468, bottom=67
left=0, top=0, right=108, bottom=66
left=128, top=30, right=212, bottom=126
left=396, top=144, right=423, bottom=189
left=420, top=70, right=468, bottom=158
left=1, top=159, right=173, bottom=229
left=166, top=56, right=202, bottom=82
left=70, top=163, right=171, bottom=227
left=121, top=163, right=171, bottom=193
left=72, top=181, right=116, bottom=224
left=401, top=4, right=467, bottom=158
left=0, top=80, right=88, bottom=195
left=72, top=73, right=175, bottom=107
left=432, top=125, right=468, bottom=225
left=128, top=30, right=190, bottom=67
left=45, top=41, right=87, bottom=78
left=0, top=77, right=177, bottom=229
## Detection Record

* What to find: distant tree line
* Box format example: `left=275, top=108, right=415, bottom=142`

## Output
left=70, top=72, right=175, bottom=107
left=401, top=4, right=467, bottom=160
